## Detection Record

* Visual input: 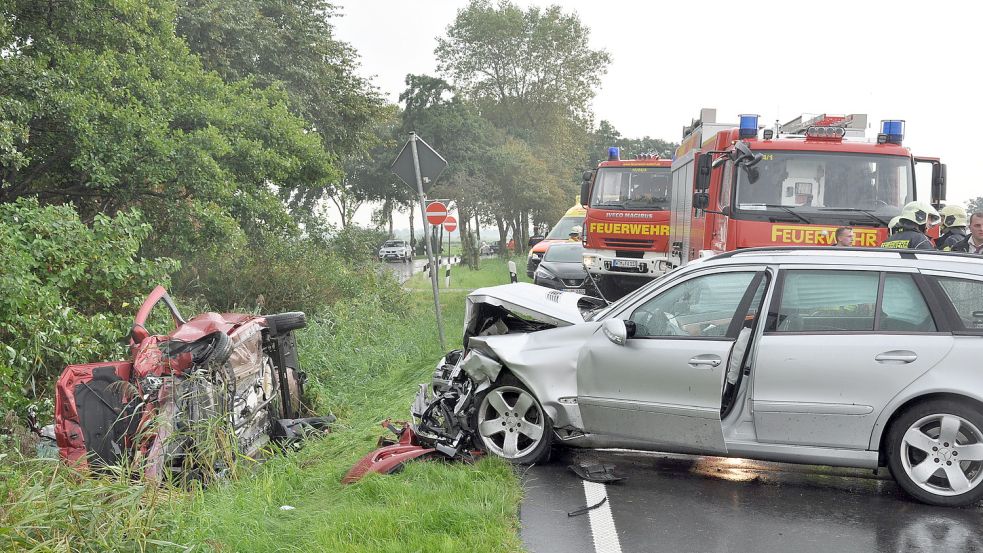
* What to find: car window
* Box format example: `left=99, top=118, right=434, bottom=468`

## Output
left=932, top=276, right=983, bottom=331
left=629, top=271, right=757, bottom=338
left=774, top=270, right=878, bottom=332
left=879, top=273, right=936, bottom=332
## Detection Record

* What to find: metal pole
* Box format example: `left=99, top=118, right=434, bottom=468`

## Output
left=410, top=133, right=446, bottom=351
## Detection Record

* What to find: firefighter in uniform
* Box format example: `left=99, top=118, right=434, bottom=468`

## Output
left=879, top=201, right=940, bottom=250
left=568, top=225, right=583, bottom=242
left=936, top=205, right=969, bottom=251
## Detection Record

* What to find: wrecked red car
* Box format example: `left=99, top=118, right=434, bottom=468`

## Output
left=54, top=286, right=327, bottom=481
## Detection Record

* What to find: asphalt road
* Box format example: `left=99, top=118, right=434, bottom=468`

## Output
left=520, top=448, right=983, bottom=553
left=380, top=257, right=428, bottom=284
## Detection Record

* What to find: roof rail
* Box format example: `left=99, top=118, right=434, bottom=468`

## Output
left=710, top=246, right=983, bottom=263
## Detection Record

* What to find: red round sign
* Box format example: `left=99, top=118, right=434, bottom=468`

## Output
left=426, top=201, right=448, bottom=225
left=443, top=215, right=457, bottom=232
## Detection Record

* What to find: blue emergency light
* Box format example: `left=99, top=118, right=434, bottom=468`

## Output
left=608, top=146, right=620, bottom=161
left=880, top=120, right=905, bottom=144
left=739, top=114, right=759, bottom=139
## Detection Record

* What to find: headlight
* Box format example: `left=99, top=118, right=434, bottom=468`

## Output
left=583, top=254, right=598, bottom=268
left=531, top=253, right=541, bottom=260
left=535, top=267, right=556, bottom=280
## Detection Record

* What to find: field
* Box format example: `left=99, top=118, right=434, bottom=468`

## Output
left=2, top=274, right=525, bottom=551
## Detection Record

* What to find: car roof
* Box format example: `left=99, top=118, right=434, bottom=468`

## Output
left=698, top=246, right=983, bottom=277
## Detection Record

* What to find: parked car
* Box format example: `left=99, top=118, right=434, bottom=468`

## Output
left=378, top=239, right=412, bottom=262
left=55, top=286, right=328, bottom=481
left=412, top=247, right=983, bottom=506
left=533, top=242, right=591, bottom=295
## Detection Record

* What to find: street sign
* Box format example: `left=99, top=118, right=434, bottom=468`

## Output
left=391, top=134, right=448, bottom=193
left=426, top=202, right=448, bottom=225
left=443, top=216, right=457, bottom=232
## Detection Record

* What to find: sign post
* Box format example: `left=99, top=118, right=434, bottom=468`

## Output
left=392, top=133, right=448, bottom=351
left=443, top=216, right=457, bottom=287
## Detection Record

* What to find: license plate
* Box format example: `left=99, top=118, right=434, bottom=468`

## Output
left=566, top=288, right=586, bottom=295
left=612, top=259, right=639, bottom=268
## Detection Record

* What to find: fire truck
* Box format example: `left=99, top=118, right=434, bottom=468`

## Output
left=580, top=149, right=673, bottom=299
left=669, top=108, right=947, bottom=267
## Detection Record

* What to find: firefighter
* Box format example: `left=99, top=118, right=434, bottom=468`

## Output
left=936, top=204, right=969, bottom=251
left=888, top=216, right=902, bottom=236
left=879, top=201, right=939, bottom=250
left=948, top=212, right=983, bottom=254
left=568, top=225, right=583, bottom=242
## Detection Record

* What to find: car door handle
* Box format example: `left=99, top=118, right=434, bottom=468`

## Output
left=874, top=350, right=918, bottom=364
left=688, top=355, right=722, bottom=368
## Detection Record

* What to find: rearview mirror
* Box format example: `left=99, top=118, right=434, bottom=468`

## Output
left=696, top=153, right=712, bottom=190
left=693, top=192, right=710, bottom=210
left=932, top=163, right=947, bottom=205
left=601, top=319, right=636, bottom=345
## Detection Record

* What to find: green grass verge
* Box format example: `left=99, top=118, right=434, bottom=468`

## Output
left=406, top=257, right=531, bottom=292
left=1, top=288, right=524, bottom=552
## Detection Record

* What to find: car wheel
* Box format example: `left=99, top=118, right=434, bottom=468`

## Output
left=886, top=399, right=983, bottom=506
left=264, top=312, right=307, bottom=335
left=473, top=375, right=551, bottom=464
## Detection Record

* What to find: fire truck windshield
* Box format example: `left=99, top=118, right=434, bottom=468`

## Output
left=590, top=167, right=671, bottom=210
left=735, top=151, right=913, bottom=221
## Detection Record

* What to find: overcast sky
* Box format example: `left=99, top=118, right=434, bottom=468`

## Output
left=331, top=0, right=978, bottom=228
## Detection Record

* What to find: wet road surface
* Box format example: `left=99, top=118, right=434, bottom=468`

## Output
left=521, top=448, right=983, bottom=553
left=380, top=258, right=427, bottom=284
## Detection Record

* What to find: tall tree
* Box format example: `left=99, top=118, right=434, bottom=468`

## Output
left=1, top=0, right=337, bottom=254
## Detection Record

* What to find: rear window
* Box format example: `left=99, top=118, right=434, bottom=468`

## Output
left=932, top=276, right=983, bottom=331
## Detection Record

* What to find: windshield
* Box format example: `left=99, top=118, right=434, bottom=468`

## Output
left=544, top=243, right=584, bottom=263
left=545, top=216, right=585, bottom=240
left=383, top=240, right=404, bottom=247
left=590, top=167, right=671, bottom=210
left=736, top=151, right=912, bottom=219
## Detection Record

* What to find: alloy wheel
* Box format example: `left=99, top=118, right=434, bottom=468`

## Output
left=476, top=386, right=546, bottom=459
left=900, top=413, right=983, bottom=497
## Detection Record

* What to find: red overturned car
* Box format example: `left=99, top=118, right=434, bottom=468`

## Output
left=54, top=286, right=330, bottom=481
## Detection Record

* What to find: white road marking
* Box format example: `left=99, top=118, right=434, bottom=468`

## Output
left=582, top=480, right=623, bottom=553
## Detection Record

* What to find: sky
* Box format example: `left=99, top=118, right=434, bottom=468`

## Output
left=330, top=0, right=979, bottom=229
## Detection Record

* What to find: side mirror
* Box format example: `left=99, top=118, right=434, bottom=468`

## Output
left=693, top=192, right=710, bottom=210
left=601, top=319, right=635, bottom=345
left=932, top=163, right=947, bottom=204
left=582, top=170, right=593, bottom=182
left=580, top=177, right=591, bottom=206
left=733, top=141, right=763, bottom=167
left=696, top=153, right=712, bottom=191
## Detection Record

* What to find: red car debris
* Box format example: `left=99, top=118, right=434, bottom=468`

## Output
left=54, top=286, right=331, bottom=481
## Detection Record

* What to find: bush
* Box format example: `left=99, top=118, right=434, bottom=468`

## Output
left=173, top=233, right=403, bottom=316
left=0, top=199, right=178, bottom=415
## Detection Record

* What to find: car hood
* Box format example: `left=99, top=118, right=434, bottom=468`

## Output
left=464, top=283, right=604, bottom=334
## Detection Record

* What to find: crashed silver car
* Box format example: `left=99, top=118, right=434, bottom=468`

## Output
left=413, top=247, right=983, bottom=506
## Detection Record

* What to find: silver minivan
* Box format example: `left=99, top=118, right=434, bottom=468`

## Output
left=417, top=247, right=983, bottom=506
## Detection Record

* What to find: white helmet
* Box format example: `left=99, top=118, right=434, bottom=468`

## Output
left=939, top=204, right=968, bottom=230
left=897, top=200, right=940, bottom=228
left=888, top=216, right=901, bottom=233
left=569, top=225, right=583, bottom=235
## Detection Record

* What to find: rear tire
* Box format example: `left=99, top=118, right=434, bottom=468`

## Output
left=264, top=312, right=307, bottom=335
left=472, top=375, right=552, bottom=465
left=886, top=399, right=983, bottom=507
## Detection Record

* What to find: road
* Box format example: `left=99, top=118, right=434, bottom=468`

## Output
left=380, top=258, right=428, bottom=284
left=520, top=448, right=983, bottom=553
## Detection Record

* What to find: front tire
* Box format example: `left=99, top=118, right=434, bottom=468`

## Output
left=886, top=399, right=983, bottom=506
left=472, top=375, right=552, bottom=464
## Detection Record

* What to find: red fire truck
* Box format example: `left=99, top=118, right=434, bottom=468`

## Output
left=669, top=108, right=947, bottom=267
left=580, top=150, right=673, bottom=299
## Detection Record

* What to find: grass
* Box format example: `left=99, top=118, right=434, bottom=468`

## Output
left=1, top=277, right=526, bottom=552
left=406, top=256, right=531, bottom=292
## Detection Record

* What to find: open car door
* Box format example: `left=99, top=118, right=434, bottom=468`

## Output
left=576, top=269, right=768, bottom=454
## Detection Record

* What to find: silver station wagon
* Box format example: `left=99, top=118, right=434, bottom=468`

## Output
left=415, top=247, right=983, bottom=506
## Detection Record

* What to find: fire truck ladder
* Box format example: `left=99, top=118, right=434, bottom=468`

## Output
left=779, top=113, right=868, bottom=136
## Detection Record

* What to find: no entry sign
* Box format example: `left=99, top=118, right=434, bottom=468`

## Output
left=443, top=216, right=457, bottom=233
left=426, top=201, right=448, bottom=225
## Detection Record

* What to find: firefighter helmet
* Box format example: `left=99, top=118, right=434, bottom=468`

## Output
left=888, top=216, right=901, bottom=232
left=939, top=204, right=968, bottom=230
left=569, top=225, right=582, bottom=236
left=897, top=201, right=940, bottom=227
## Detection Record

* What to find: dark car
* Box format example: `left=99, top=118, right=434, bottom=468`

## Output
left=533, top=242, right=589, bottom=294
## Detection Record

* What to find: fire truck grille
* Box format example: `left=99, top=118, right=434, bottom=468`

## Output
left=603, top=238, right=653, bottom=250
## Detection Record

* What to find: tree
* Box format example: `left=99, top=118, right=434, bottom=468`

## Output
left=175, top=0, right=388, bottom=211
left=966, top=197, right=983, bottom=214
left=0, top=0, right=337, bottom=254
left=587, top=120, right=678, bottom=167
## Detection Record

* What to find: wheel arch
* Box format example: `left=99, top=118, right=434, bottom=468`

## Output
left=874, top=392, right=983, bottom=465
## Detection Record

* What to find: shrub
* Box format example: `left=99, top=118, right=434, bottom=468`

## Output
left=0, top=198, right=178, bottom=415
